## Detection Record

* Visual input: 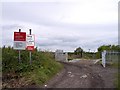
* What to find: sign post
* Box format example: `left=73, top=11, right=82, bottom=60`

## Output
left=18, top=29, right=21, bottom=63
left=26, top=29, right=35, bottom=65
left=14, top=29, right=26, bottom=63
left=29, top=29, right=32, bottom=65
left=19, top=50, right=21, bottom=63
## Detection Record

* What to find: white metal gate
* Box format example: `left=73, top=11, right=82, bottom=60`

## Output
left=102, top=50, right=120, bottom=67
left=55, top=50, right=68, bottom=62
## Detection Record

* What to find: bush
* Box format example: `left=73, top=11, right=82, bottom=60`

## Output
left=2, top=46, right=63, bottom=88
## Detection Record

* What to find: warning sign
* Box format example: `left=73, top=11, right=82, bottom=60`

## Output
left=13, top=32, right=26, bottom=50
left=26, top=34, right=35, bottom=50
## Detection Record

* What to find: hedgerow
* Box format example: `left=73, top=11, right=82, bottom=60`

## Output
left=2, top=46, right=63, bottom=88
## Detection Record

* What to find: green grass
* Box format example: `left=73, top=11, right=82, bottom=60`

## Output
left=114, top=73, right=120, bottom=90
left=118, top=73, right=120, bottom=90
left=28, top=60, right=62, bottom=85
left=106, top=62, right=120, bottom=89
left=97, top=60, right=120, bottom=89
left=2, top=47, right=63, bottom=88
left=114, top=62, right=120, bottom=89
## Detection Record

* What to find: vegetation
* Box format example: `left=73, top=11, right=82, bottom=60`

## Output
left=97, top=45, right=120, bottom=89
left=68, top=47, right=97, bottom=59
left=74, top=47, right=83, bottom=58
left=98, top=45, right=120, bottom=52
left=2, top=46, right=63, bottom=88
left=97, top=45, right=120, bottom=58
left=2, top=44, right=119, bottom=88
left=112, top=62, right=120, bottom=89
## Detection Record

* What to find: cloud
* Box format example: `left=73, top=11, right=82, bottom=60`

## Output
left=1, top=1, right=118, bottom=52
left=2, top=24, right=23, bottom=30
left=2, top=1, right=118, bottom=24
left=2, top=20, right=118, bottom=52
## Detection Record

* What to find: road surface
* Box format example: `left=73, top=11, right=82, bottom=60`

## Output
left=41, top=60, right=117, bottom=88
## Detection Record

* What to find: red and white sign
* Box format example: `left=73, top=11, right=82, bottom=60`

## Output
left=26, top=34, right=35, bottom=51
left=13, top=32, right=26, bottom=50
left=26, top=46, right=34, bottom=51
left=14, top=32, right=26, bottom=41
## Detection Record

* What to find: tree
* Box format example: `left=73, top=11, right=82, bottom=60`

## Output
left=97, top=45, right=120, bottom=58
left=74, top=47, right=83, bottom=58
left=98, top=45, right=120, bottom=52
left=98, top=45, right=111, bottom=52
left=111, top=45, right=120, bottom=51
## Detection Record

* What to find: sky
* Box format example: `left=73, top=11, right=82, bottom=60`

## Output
left=1, top=0, right=119, bottom=52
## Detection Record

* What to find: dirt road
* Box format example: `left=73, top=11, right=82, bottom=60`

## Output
left=42, top=60, right=117, bottom=88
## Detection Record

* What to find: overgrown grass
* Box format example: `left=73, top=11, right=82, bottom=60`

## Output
left=2, top=47, right=63, bottom=88
left=113, top=62, right=120, bottom=89
left=105, top=62, right=119, bottom=89
left=114, top=73, right=120, bottom=90
left=98, top=60, right=120, bottom=89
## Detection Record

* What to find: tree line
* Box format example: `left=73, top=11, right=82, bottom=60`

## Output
left=69, top=45, right=120, bottom=59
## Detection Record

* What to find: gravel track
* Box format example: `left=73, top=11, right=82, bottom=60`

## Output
left=42, top=60, right=117, bottom=88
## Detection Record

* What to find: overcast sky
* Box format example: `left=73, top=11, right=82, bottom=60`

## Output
left=1, top=0, right=119, bottom=52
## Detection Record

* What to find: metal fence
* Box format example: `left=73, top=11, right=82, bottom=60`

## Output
left=102, top=50, right=120, bottom=67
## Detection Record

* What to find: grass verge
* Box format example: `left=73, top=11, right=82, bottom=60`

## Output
left=2, top=47, right=63, bottom=88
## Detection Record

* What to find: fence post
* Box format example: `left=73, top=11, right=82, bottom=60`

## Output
left=65, top=52, right=68, bottom=62
left=102, top=50, right=106, bottom=67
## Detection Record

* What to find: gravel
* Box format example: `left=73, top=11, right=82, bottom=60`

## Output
left=41, top=60, right=118, bottom=88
